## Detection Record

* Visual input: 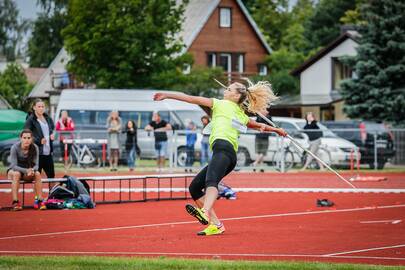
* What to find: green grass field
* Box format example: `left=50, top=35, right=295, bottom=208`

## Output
left=0, top=256, right=403, bottom=270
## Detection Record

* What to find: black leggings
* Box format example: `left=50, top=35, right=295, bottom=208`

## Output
left=39, top=155, right=55, bottom=178
left=189, top=139, right=236, bottom=200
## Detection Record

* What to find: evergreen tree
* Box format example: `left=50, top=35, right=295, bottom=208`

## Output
left=340, top=0, right=405, bottom=126
left=304, top=0, right=356, bottom=52
left=0, top=0, right=30, bottom=61
left=28, top=0, right=68, bottom=67
left=0, top=63, right=32, bottom=110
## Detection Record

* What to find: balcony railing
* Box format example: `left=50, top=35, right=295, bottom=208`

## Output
left=51, top=72, right=84, bottom=90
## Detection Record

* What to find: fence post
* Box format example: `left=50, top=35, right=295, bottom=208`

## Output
left=102, top=143, right=106, bottom=168
left=174, top=131, right=178, bottom=168
left=280, top=136, right=285, bottom=173
left=374, top=132, right=378, bottom=170
left=169, top=131, right=175, bottom=170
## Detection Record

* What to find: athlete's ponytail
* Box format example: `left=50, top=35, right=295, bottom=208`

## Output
left=236, top=79, right=278, bottom=114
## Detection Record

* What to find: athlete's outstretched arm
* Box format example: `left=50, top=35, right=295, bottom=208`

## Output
left=247, top=119, right=287, bottom=137
left=154, top=92, right=213, bottom=108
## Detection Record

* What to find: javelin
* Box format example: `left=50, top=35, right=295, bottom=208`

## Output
left=214, top=78, right=356, bottom=189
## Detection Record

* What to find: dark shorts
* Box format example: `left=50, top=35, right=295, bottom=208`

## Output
left=7, top=169, right=35, bottom=182
left=255, top=137, right=269, bottom=155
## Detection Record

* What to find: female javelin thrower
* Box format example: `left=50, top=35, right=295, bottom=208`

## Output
left=153, top=81, right=287, bottom=236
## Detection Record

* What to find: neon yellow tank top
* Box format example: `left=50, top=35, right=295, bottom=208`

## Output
left=209, top=99, right=249, bottom=152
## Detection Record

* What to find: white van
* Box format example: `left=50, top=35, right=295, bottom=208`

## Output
left=55, top=89, right=206, bottom=166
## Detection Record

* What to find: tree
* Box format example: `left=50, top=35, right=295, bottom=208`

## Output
left=62, top=0, right=188, bottom=89
left=0, top=0, right=30, bottom=61
left=340, top=0, right=405, bottom=126
left=243, top=0, right=291, bottom=51
left=304, top=0, right=356, bottom=52
left=0, top=63, right=33, bottom=110
left=28, top=0, right=68, bottom=67
left=261, top=0, right=314, bottom=95
left=340, top=0, right=367, bottom=25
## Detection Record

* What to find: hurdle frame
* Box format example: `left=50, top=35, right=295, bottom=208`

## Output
left=0, top=174, right=195, bottom=208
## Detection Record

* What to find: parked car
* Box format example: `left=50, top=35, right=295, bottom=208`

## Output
left=235, top=117, right=359, bottom=168
left=0, top=138, right=17, bottom=166
left=273, top=117, right=358, bottom=168
left=321, top=120, right=395, bottom=169
left=235, top=118, right=310, bottom=167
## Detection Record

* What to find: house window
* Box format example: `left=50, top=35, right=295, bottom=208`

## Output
left=258, top=64, right=268, bottom=76
left=236, top=54, right=244, bottom=73
left=207, top=53, right=216, bottom=67
left=207, top=52, right=245, bottom=73
left=219, top=7, right=232, bottom=28
left=219, top=53, right=232, bottom=72
left=332, top=57, right=352, bottom=90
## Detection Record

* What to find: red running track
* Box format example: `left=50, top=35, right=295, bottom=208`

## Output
left=0, top=191, right=404, bottom=266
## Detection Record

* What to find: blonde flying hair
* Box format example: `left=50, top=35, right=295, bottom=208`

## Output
left=233, top=79, right=278, bottom=114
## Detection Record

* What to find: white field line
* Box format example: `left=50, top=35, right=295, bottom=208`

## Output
left=325, top=244, right=405, bottom=257
left=360, top=220, right=402, bottom=224
left=0, top=204, right=404, bottom=241
left=1, top=188, right=405, bottom=193
left=0, top=250, right=404, bottom=261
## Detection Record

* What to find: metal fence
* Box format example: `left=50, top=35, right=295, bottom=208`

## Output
left=1, top=128, right=404, bottom=172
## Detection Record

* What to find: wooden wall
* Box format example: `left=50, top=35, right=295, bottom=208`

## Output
left=188, top=0, right=268, bottom=74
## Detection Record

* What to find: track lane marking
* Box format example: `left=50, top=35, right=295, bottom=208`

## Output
left=325, top=244, right=405, bottom=257
left=0, top=204, right=404, bottom=241
left=360, top=219, right=402, bottom=224
left=1, top=188, right=405, bottom=193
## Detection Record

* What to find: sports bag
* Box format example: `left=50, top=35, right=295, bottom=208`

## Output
left=48, top=184, right=75, bottom=200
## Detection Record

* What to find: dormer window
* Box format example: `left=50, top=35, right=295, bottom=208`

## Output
left=332, top=57, right=352, bottom=90
left=219, top=7, right=232, bottom=28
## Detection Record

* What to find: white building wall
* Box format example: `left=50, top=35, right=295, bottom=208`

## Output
left=300, top=38, right=358, bottom=96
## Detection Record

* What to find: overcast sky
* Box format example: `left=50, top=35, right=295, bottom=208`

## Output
left=14, top=0, right=300, bottom=20
left=15, top=0, right=40, bottom=20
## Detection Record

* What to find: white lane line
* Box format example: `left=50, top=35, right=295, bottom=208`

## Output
left=1, top=188, right=405, bottom=193
left=325, top=244, right=405, bottom=256
left=0, top=204, right=404, bottom=241
left=360, top=220, right=402, bottom=224
left=0, top=250, right=404, bottom=261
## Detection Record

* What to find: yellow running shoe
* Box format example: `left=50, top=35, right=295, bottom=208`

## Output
left=197, top=224, right=225, bottom=236
left=185, top=204, right=209, bottom=225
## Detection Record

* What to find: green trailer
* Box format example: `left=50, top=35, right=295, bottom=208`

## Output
left=0, top=109, right=27, bottom=141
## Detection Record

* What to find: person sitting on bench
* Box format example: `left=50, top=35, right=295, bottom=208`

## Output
left=7, top=129, right=46, bottom=211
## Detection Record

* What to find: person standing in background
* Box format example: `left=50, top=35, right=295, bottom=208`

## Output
left=55, top=110, right=75, bottom=168
left=107, top=111, right=122, bottom=171
left=252, top=108, right=271, bottom=172
left=24, top=99, right=55, bottom=178
left=301, top=112, right=324, bottom=170
left=200, top=115, right=212, bottom=167
left=123, top=120, right=139, bottom=171
left=185, top=121, right=197, bottom=172
left=145, top=112, right=172, bottom=172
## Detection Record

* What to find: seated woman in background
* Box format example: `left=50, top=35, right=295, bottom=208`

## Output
left=7, top=129, right=45, bottom=211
